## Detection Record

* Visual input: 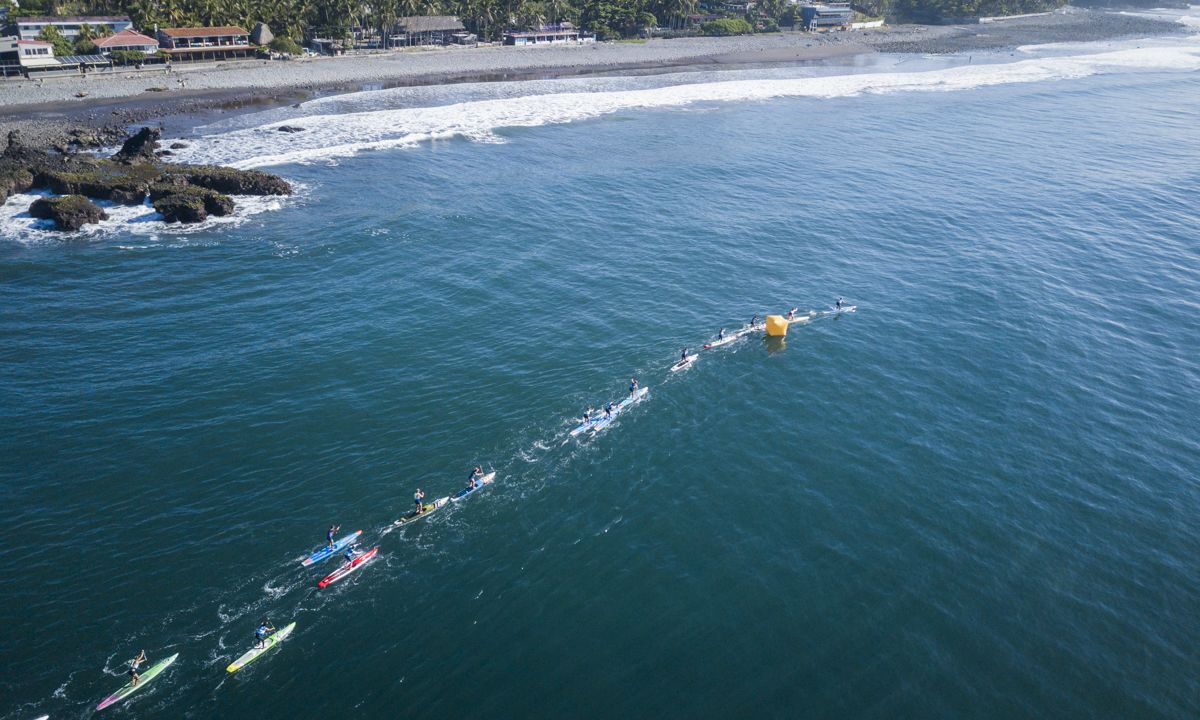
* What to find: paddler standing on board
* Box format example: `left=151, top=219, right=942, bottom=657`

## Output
left=786, top=307, right=797, bottom=321
left=326, top=524, right=340, bottom=550
left=629, top=377, right=639, bottom=396
left=414, top=488, right=425, bottom=514
left=254, top=619, right=275, bottom=649
left=604, top=401, right=615, bottom=418
left=836, top=297, right=844, bottom=309
left=751, top=314, right=759, bottom=328
left=127, top=650, right=147, bottom=685
left=344, top=543, right=361, bottom=562
left=468, top=466, right=483, bottom=490
left=717, top=328, right=726, bottom=340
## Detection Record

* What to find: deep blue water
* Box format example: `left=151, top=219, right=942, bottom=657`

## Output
left=1, top=43, right=1199, bottom=719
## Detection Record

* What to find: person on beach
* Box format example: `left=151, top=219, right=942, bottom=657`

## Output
left=629, top=377, right=639, bottom=395
left=254, top=620, right=275, bottom=649
left=326, top=525, right=340, bottom=549
left=127, top=650, right=147, bottom=685
left=414, top=488, right=425, bottom=514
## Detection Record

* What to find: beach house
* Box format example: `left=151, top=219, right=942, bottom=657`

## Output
left=8, top=16, right=132, bottom=41
left=94, top=28, right=159, bottom=56
left=503, top=23, right=595, bottom=45
left=156, top=26, right=251, bottom=61
left=800, top=3, right=852, bottom=30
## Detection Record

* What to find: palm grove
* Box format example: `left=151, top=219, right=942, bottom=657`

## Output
left=5, top=0, right=1066, bottom=50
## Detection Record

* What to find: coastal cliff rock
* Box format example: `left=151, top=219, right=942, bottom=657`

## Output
left=28, top=195, right=109, bottom=231
left=2, top=128, right=290, bottom=229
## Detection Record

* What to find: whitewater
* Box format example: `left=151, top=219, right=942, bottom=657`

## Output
left=166, top=37, right=1200, bottom=170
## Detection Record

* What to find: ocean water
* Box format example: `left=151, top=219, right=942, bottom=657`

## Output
left=2, top=29, right=1199, bottom=720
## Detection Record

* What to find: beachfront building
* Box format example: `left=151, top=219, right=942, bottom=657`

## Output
left=392, top=16, right=465, bottom=46
left=0, top=35, right=110, bottom=75
left=502, top=23, right=595, bottom=45
left=9, top=16, right=132, bottom=41
left=94, top=28, right=159, bottom=55
left=156, top=26, right=251, bottom=61
left=800, top=3, right=852, bottom=30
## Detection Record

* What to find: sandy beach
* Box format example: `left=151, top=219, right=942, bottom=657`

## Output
left=0, top=8, right=1182, bottom=146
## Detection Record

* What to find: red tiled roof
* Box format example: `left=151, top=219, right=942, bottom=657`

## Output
left=95, top=28, right=159, bottom=47
left=158, top=26, right=248, bottom=38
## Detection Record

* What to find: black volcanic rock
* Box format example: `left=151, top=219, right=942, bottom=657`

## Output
left=28, top=195, right=109, bottom=231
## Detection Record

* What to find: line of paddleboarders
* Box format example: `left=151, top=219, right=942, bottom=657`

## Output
left=410, top=465, right=485, bottom=516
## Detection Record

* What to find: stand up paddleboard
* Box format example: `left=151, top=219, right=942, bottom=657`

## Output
left=302, top=530, right=363, bottom=567
left=96, top=653, right=179, bottom=711
left=318, top=548, right=379, bottom=589
left=227, top=622, right=296, bottom=673
left=451, top=472, right=496, bottom=502
left=392, top=497, right=449, bottom=528
left=670, top=355, right=699, bottom=372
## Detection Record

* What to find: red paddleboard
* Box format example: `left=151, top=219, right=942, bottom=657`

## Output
left=318, top=547, right=379, bottom=588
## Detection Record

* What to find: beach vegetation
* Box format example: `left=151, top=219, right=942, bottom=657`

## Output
left=108, top=49, right=148, bottom=64
left=270, top=36, right=305, bottom=54
left=36, top=25, right=75, bottom=56
left=700, top=17, right=752, bottom=34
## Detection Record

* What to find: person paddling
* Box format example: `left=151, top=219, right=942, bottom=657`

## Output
left=786, top=307, right=797, bottom=321
left=604, top=401, right=615, bottom=417
left=127, top=650, right=147, bottom=685
left=629, top=377, right=639, bottom=395
left=344, top=543, right=361, bottom=563
left=836, top=297, right=844, bottom=309
left=680, top=348, right=689, bottom=362
left=326, top=525, right=340, bottom=550
left=717, top=328, right=726, bottom=340
left=751, top=314, right=759, bottom=327
left=254, top=619, right=275, bottom=649
left=413, top=488, right=425, bottom=515
left=468, top=466, right=483, bottom=490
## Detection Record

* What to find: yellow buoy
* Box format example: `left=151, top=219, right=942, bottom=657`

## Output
left=765, top=315, right=788, bottom=337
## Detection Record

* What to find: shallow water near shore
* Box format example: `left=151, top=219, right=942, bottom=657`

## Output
left=2, top=32, right=1199, bottom=719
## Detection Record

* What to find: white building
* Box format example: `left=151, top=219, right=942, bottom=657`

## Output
left=11, top=16, right=132, bottom=41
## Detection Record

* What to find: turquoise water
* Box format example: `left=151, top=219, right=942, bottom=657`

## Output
left=2, top=43, right=1199, bottom=719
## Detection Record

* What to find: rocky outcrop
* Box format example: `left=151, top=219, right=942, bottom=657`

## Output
left=165, top=165, right=292, bottom=196
left=113, top=127, right=162, bottom=164
left=153, top=194, right=208, bottom=223
left=2, top=128, right=289, bottom=228
left=28, top=195, right=109, bottom=231
left=149, top=183, right=235, bottom=217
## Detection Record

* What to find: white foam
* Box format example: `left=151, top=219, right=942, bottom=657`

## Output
left=167, top=42, right=1200, bottom=170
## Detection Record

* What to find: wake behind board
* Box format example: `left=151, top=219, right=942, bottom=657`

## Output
left=302, top=530, right=362, bottom=567
left=96, top=653, right=179, bottom=711
left=392, top=497, right=449, bottom=528
left=451, top=472, right=496, bottom=502
left=227, top=622, right=296, bottom=673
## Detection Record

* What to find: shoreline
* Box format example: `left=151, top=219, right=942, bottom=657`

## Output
left=0, top=9, right=1185, bottom=148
